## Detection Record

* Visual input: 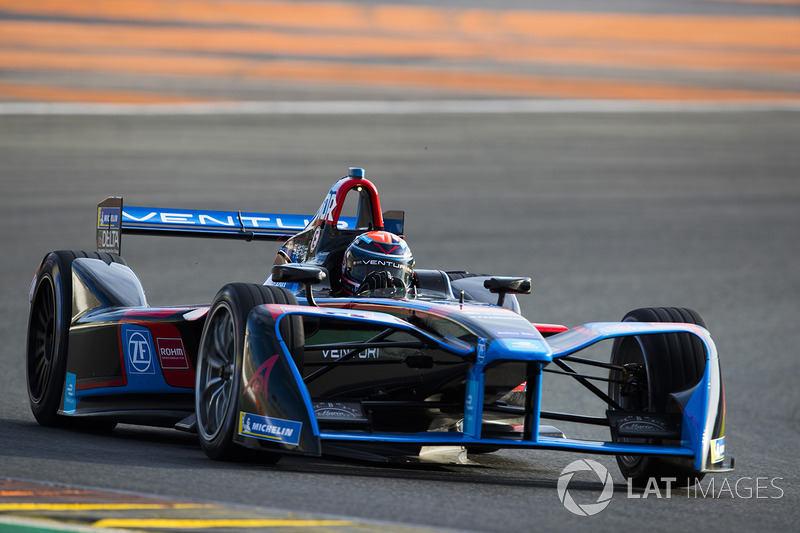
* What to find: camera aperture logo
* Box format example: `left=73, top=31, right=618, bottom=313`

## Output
left=557, top=459, right=614, bottom=516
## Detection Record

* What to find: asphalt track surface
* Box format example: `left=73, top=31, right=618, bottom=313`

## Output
left=1, top=108, right=799, bottom=532
left=2, top=0, right=800, bottom=531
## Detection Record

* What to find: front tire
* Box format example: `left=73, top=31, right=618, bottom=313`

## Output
left=608, top=307, right=707, bottom=487
left=195, top=283, right=301, bottom=461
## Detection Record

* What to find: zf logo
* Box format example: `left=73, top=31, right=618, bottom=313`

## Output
left=129, top=332, right=151, bottom=372
left=123, top=325, right=155, bottom=374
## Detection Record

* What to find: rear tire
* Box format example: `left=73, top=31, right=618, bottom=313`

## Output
left=195, top=283, right=302, bottom=462
left=27, top=251, right=124, bottom=429
left=608, top=307, right=707, bottom=487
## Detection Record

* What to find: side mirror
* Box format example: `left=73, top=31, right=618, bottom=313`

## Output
left=271, top=265, right=327, bottom=306
left=484, top=277, right=532, bottom=307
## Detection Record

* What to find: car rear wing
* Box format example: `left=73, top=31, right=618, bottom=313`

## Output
left=96, top=197, right=404, bottom=255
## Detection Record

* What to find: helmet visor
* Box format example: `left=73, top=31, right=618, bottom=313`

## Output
left=349, top=258, right=414, bottom=286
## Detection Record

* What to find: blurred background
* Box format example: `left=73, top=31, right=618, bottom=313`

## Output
left=1, top=0, right=799, bottom=106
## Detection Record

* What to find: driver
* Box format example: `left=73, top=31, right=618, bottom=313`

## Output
left=340, top=231, right=414, bottom=296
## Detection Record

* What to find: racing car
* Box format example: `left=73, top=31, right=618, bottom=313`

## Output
left=26, top=167, right=732, bottom=486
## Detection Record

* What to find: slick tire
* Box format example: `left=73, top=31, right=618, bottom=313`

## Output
left=27, top=250, right=125, bottom=428
left=196, top=283, right=302, bottom=462
left=608, top=307, right=707, bottom=487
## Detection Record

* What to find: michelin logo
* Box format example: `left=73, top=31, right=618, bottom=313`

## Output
left=97, top=207, right=120, bottom=229
left=238, top=412, right=302, bottom=446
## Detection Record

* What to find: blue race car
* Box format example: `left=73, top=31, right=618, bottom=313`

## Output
left=27, top=167, right=732, bottom=486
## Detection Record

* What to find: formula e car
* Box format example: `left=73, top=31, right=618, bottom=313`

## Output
left=26, top=167, right=732, bottom=486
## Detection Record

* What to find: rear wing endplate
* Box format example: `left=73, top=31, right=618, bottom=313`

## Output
left=97, top=197, right=123, bottom=254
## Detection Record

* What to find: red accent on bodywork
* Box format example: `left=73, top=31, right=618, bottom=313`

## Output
left=533, top=323, right=569, bottom=334
left=320, top=177, right=384, bottom=229
left=144, top=321, right=196, bottom=388
left=261, top=303, right=307, bottom=321
left=109, top=320, right=196, bottom=389
left=123, top=308, right=195, bottom=318
left=244, top=355, right=279, bottom=396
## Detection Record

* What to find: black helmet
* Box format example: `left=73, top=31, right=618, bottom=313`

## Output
left=341, top=231, right=414, bottom=295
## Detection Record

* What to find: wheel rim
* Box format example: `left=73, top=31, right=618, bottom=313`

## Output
left=611, top=335, right=650, bottom=469
left=28, top=276, right=56, bottom=403
left=197, top=303, right=236, bottom=440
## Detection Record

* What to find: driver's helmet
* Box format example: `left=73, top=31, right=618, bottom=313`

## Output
left=341, top=231, right=414, bottom=295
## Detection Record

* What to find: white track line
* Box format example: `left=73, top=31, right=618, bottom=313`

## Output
left=1, top=100, right=799, bottom=115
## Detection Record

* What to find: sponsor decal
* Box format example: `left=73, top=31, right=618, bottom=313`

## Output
left=505, top=339, right=545, bottom=351
left=711, top=436, right=725, bottom=464
left=313, top=401, right=367, bottom=421
left=309, top=226, right=321, bottom=251
left=238, top=412, right=302, bottom=446
left=290, top=242, right=309, bottom=263
left=620, top=420, right=667, bottom=433
left=493, top=330, right=542, bottom=338
left=318, top=191, right=338, bottom=223
left=463, top=374, right=483, bottom=435
left=156, top=337, right=189, bottom=369
left=63, top=372, right=77, bottom=414
left=322, top=347, right=381, bottom=359
left=97, top=207, right=120, bottom=229
left=122, top=208, right=308, bottom=230
left=609, top=413, right=679, bottom=439
left=471, top=313, right=528, bottom=322
left=97, top=230, right=119, bottom=252
left=97, top=205, right=122, bottom=253
left=122, top=324, right=155, bottom=374
left=476, top=338, right=487, bottom=364
left=356, top=259, right=404, bottom=268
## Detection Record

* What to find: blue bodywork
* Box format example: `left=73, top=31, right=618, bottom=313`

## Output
left=234, top=300, right=728, bottom=473
left=41, top=167, right=730, bottom=477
